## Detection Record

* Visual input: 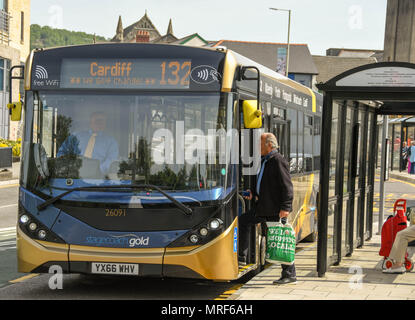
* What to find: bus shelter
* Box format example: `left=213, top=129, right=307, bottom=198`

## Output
left=316, top=62, right=415, bottom=277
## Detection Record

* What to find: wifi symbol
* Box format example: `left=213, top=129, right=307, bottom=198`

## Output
left=35, top=65, right=49, bottom=79
left=197, top=69, right=209, bottom=81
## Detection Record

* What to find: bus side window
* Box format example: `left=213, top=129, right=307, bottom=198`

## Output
left=313, top=116, right=321, bottom=171
left=298, top=111, right=304, bottom=173
left=287, top=109, right=297, bottom=174
left=304, top=115, right=313, bottom=172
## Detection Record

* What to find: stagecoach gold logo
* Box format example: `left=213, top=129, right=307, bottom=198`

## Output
left=85, top=234, right=150, bottom=247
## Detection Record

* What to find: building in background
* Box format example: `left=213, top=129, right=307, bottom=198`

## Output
left=210, top=40, right=319, bottom=89
left=112, top=12, right=208, bottom=47
left=312, top=55, right=378, bottom=91
left=0, top=0, right=30, bottom=140
left=384, top=0, right=415, bottom=62
left=326, top=48, right=383, bottom=60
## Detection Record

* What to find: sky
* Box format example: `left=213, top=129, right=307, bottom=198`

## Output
left=31, top=0, right=388, bottom=55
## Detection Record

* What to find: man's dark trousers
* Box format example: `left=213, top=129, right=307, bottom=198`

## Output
left=239, top=208, right=296, bottom=279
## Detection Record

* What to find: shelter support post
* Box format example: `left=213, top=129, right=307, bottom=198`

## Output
left=378, top=115, right=388, bottom=235
left=317, top=93, right=333, bottom=277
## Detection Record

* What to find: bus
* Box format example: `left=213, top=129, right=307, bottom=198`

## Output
left=9, top=43, right=322, bottom=281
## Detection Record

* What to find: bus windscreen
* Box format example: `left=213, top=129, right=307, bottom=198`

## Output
left=60, top=58, right=192, bottom=89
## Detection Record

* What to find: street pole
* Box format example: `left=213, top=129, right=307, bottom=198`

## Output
left=286, top=10, right=291, bottom=78
left=378, top=115, right=388, bottom=234
left=269, top=8, right=291, bottom=77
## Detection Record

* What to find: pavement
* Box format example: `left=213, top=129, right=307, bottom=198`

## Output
left=2, top=163, right=415, bottom=300
left=0, top=161, right=19, bottom=186
left=229, top=169, right=415, bottom=300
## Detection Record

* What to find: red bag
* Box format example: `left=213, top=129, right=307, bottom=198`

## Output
left=379, top=199, right=408, bottom=257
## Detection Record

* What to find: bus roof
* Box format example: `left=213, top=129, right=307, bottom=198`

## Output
left=229, top=49, right=321, bottom=98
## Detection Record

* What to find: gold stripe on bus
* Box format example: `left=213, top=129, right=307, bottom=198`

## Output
left=305, top=87, right=317, bottom=113
left=221, top=50, right=237, bottom=93
left=69, top=245, right=165, bottom=265
left=16, top=226, right=69, bottom=273
left=24, top=50, right=34, bottom=91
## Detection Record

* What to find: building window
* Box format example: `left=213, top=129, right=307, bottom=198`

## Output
left=290, top=73, right=312, bottom=88
left=0, top=58, right=11, bottom=92
left=20, top=11, right=24, bottom=43
left=0, top=0, right=7, bottom=11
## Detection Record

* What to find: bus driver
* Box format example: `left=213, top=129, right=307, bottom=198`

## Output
left=57, top=111, right=119, bottom=174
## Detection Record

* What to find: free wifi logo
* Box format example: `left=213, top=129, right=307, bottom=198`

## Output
left=190, top=65, right=221, bottom=84
left=35, top=65, right=49, bottom=79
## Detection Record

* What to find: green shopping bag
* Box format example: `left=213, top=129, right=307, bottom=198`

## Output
left=265, top=222, right=296, bottom=265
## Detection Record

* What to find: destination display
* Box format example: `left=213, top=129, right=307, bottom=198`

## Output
left=60, top=58, right=192, bottom=89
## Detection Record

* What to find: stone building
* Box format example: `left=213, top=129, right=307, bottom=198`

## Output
left=383, top=0, right=415, bottom=62
left=0, top=0, right=31, bottom=140
left=112, top=12, right=208, bottom=47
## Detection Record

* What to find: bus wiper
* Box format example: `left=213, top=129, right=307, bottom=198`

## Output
left=37, top=184, right=193, bottom=215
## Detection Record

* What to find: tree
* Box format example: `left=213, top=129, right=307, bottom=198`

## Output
left=30, top=24, right=109, bottom=50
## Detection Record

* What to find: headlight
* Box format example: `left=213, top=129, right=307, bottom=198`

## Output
left=189, top=234, right=199, bottom=244
left=166, top=204, right=228, bottom=248
left=209, top=218, right=223, bottom=230
left=19, top=215, right=29, bottom=224
left=18, top=203, right=66, bottom=244
left=29, top=222, right=37, bottom=231
left=199, top=228, right=208, bottom=236
left=38, top=230, right=47, bottom=239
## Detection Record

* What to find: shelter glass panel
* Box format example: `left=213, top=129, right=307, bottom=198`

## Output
left=392, top=123, right=401, bottom=171
left=355, top=112, right=362, bottom=188
left=329, top=103, right=340, bottom=198
left=408, top=126, right=415, bottom=146
left=377, top=122, right=382, bottom=168
left=327, top=200, right=337, bottom=264
left=353, top=194, right=359, bottom=248
left=341, top=197, right=348, bottom=257
left=356, top=108, right=368, bottom=247
left=344, top=107, right=353, bottom=192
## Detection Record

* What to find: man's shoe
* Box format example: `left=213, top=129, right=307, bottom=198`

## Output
left=273, top=277, right=297, bottom=285
left=382, top=266, right=405, bottom=274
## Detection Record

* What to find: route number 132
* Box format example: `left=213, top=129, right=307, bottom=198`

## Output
left=160, top=61, right=191, bottom=86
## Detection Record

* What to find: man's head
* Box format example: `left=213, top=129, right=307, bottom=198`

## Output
left=90, top=112, right=107, bottom=133
left=260, top=133, right=278, bottom=156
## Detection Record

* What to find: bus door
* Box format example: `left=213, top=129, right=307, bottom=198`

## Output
left=270, top=107, right=289, bottom=161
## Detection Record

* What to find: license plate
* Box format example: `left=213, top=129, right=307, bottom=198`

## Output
left=91, top=262, right=139, bottom=275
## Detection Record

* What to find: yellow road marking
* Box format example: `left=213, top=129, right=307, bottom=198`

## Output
left=214, top=283, right=243, bottom=300
left=9, top=273, right=39, bottom=283
left=390, top=178, right=415, bottom=189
